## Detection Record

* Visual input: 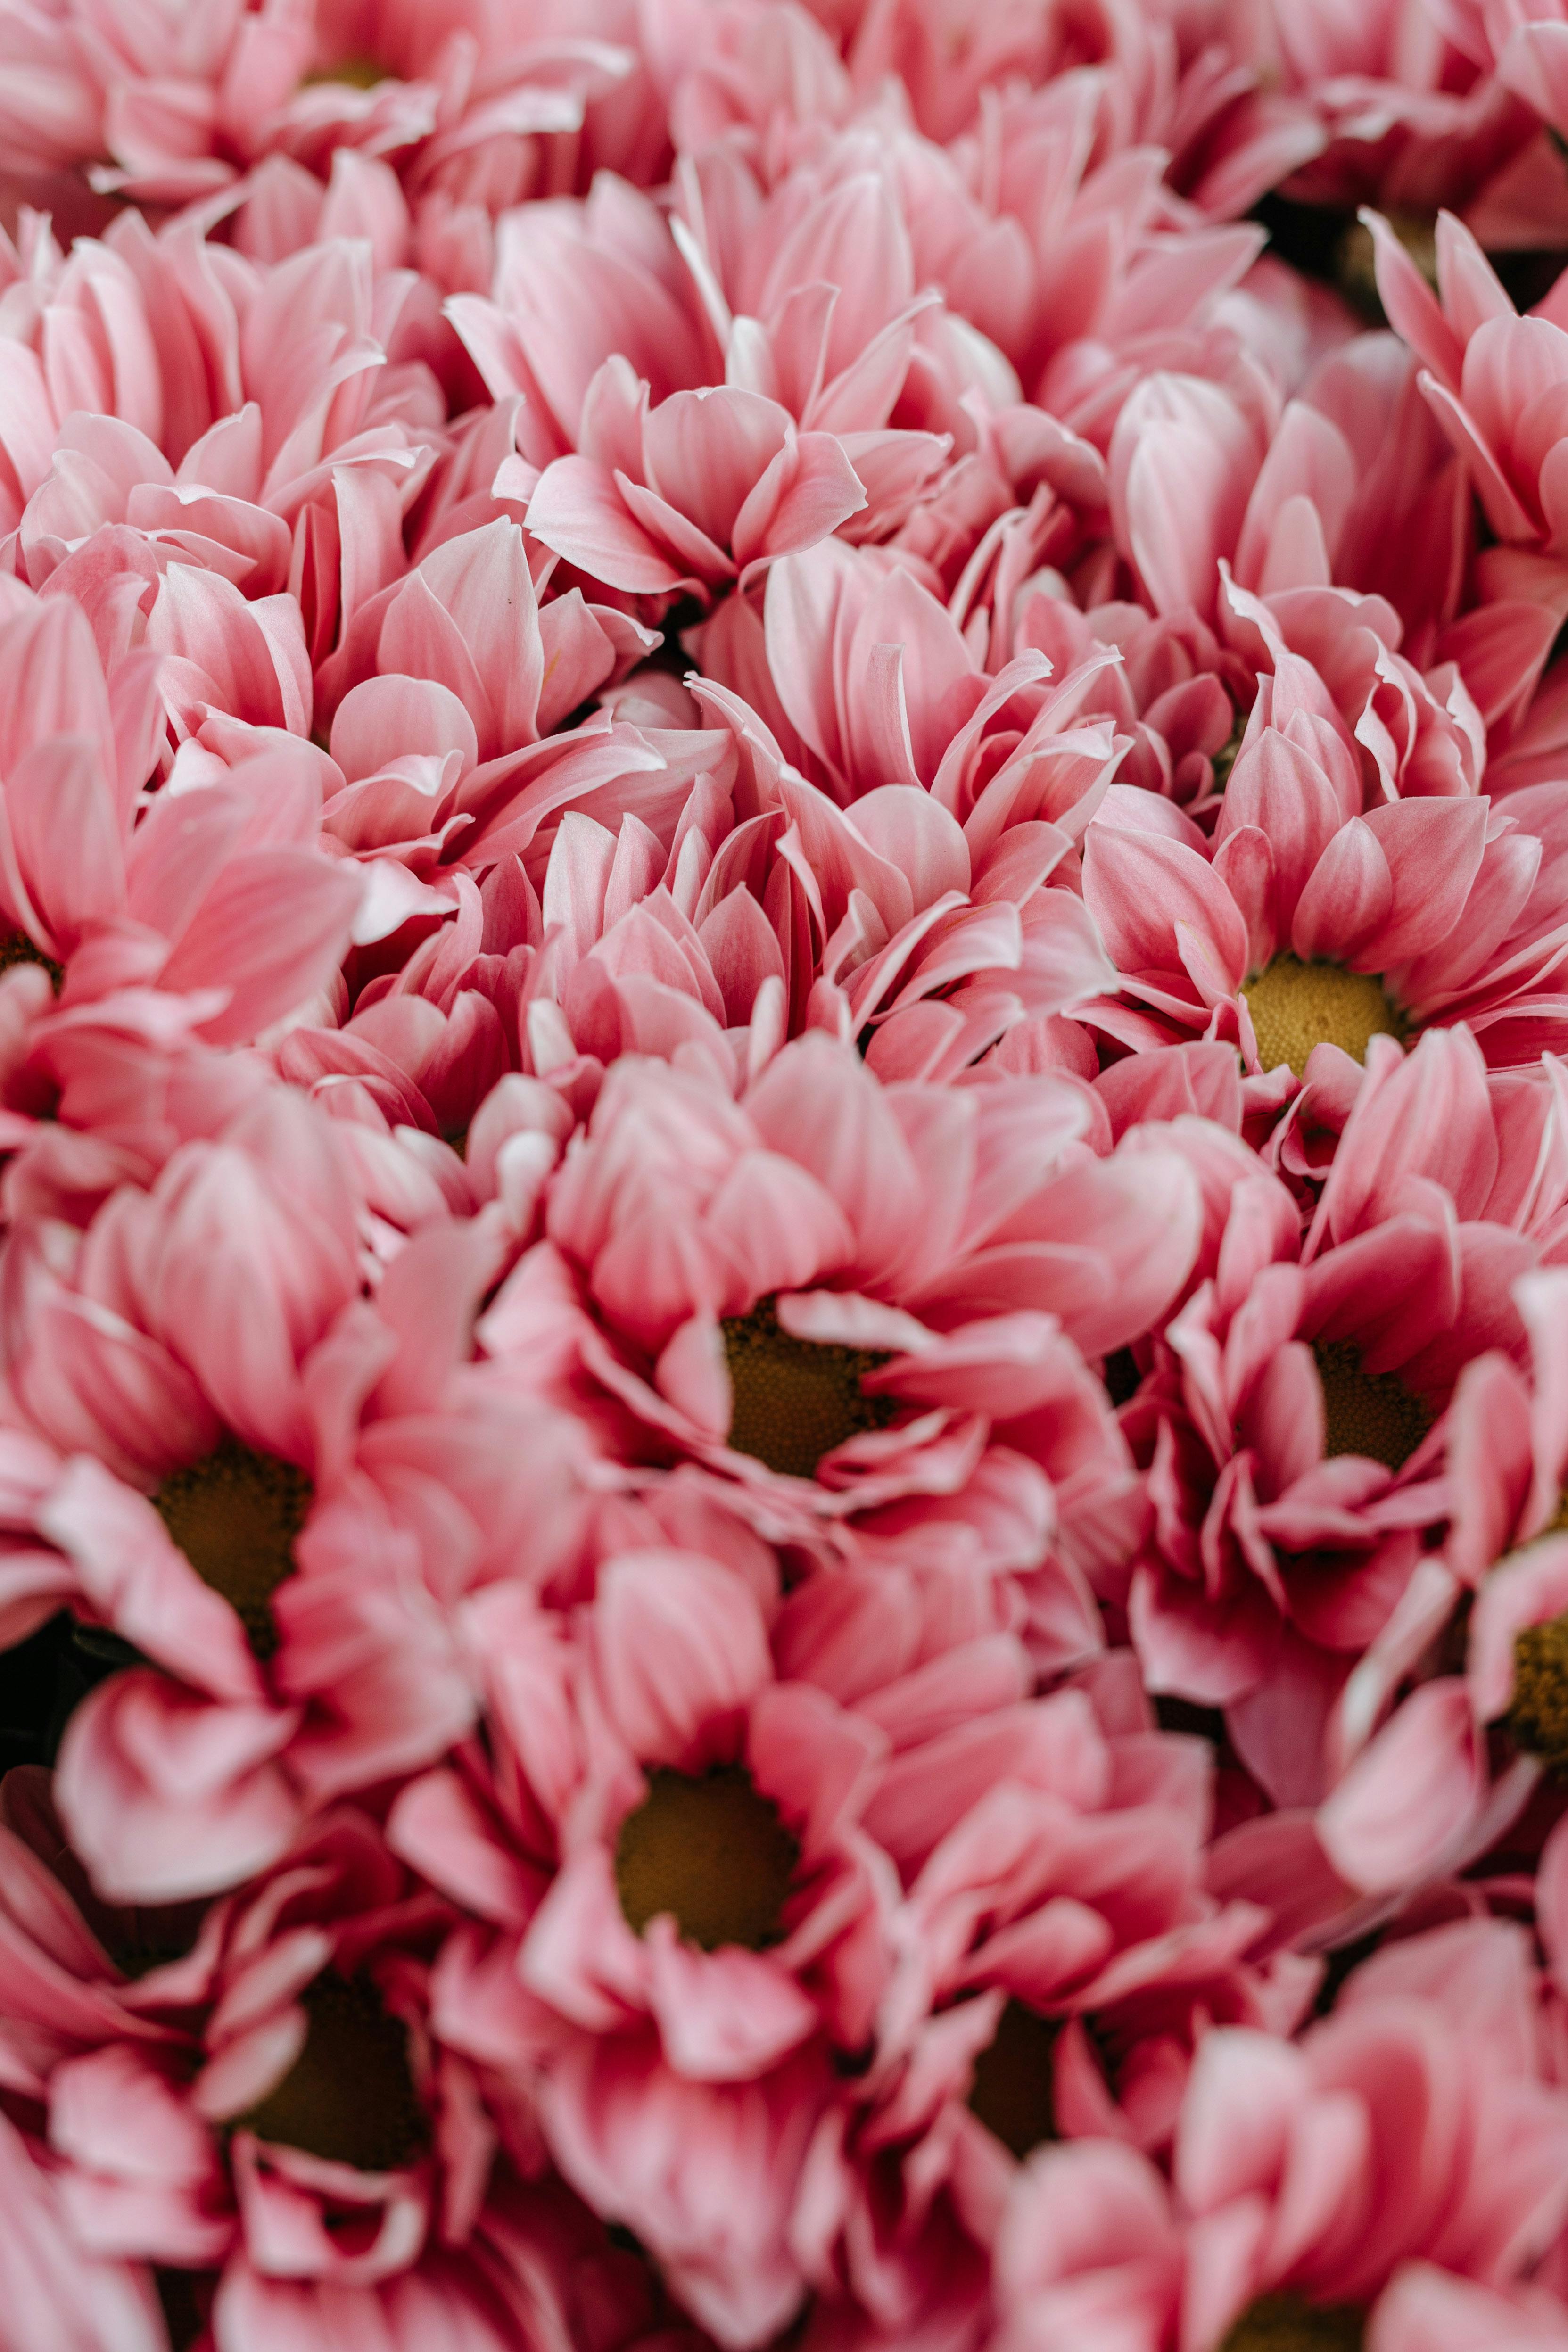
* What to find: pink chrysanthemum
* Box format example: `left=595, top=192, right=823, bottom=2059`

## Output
left=0, top=1768, right=659, bottom=2352
left=990, top=1916, right=1568, bottom=2352
left=1083, top=722, right=1568, bottom=1075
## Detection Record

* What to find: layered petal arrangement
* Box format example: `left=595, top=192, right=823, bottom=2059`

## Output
left=11, top=1, right=1568, bottom=2350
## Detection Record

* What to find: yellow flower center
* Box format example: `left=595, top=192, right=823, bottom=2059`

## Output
left=1312, top=1341, right=1432, bottom=1474
left=1220, top=2296, right=1365, bottom=2352
left=614, top=1766, right=800, bottom=1953
left=153, top=1439, right=312, bottom=1663
left=1509, top=1613, right=1568, bottom=1770
left=720, top=1298, right=897, bottom=1481
left=966, top=1998, right=1061, bottom=2159
left=0, top=931, right=62, bottom=991
left=1242, top=956, right=1405, bottom=1078
left=239, top=1972, right=424, bottom=2172
left=303, top=55, right=388, bottom=89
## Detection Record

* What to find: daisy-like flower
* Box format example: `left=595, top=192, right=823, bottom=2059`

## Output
left=1271, top=0, right=1568, bottom=239
left=0, top=579, right=370, bottom=1221
left=791, top=1651, right=1315, bottom=2348
left=1291, top=1261, right=1568, bottom=1905
left=1082, top=715, right=1568, bottom=1074
left=505, top=1031, right=1196, bottom=1600
left=0, top=0, right=635, bottom=222
left=0, top=586, right=362, bottom=1036
left=452, top=155, right=994, bottom=604
left=393, top=1539, right=900, bottom=2346
left=0, top=215, right=446, bottom=618
left=1124, top=1039, right=1556, bottom=1803
left=0, top=1089, right=609, bottom=1899
left=989, top=1916, right=1568, bottom=2352
left=0, top=1771, right=585, bottom=2352
left=303, top=513, right=666, bottom=891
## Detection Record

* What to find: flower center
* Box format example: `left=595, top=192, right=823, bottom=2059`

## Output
left=720, top=1298, right=897, bottom=1480
left=0, top=931, right=62, bottom=991
left=1212, top=704, right=1246, bottom=792
left=107, top=1894, right=204, bottom=1980
left=1242, top=956, right=1405, bottom=1078
left=614, top=1766, right=800, bottom=1952
left=239, top=1972, right=425, bottom=2172
left=155, top=2269, right=210, bottom=2352
left=1219, top=2295, right=1364, bottom=2352
left=966, top=1998, right=1061, bottom=2159
left=1336, top=209, right=1436, bottom=320
left=1312, top=1340, right=1432, bottom=1473
left=153, top=1438, right=312, bottom=1663
left=1509, top=1613, right=1568, bottom=1770
left=304, top=55, right=388, bottom=88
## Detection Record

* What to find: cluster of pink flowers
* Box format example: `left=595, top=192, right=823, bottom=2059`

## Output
left=15, top=1, right=1568, bottom=2349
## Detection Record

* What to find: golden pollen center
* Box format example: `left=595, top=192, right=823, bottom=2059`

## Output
left=153, top=1437, right=312, bottom=1662
left=720, top=1298, right=897, bottom=1480
left=0, top=930, right=62, bottom=990
left=304, top=54, right=388, bottom=88
left=240, top=1972, right=425, bottom=2172
left=966, top=1998, right=1061, bottom=2160
left=614, top=1766, right=800, bottom=1952
left=1220, top=2294, right=1365, bottom=2352
left=1312, top=1341, right=1432, bottom=1474
left=1242, top=955, right=1405, bottom=1078
left=1509, top=1613, right=1568, bottom=1769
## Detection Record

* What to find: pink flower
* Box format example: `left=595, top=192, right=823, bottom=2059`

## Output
left=791, top=1653, right=1314, bottom=2344
left=525, top=377, right=871, bottom=605
left=1125, top=1096, right=1550, bottom=1803
left=0, top=217, right=445, bottom=613
left=1446, top=1263, right=1568, bottom=1586
left=512, top=1032, right=1197, bottom=1579
left=0, top=1773, right=575, bottom=2347
left=452, top=161, right=985, bottom=600
left=392, top=1542, right=907, bottom=2344
left=0, top=1093, right=603, bottom=1895
left=1081, top=719, right=1568, bottom=1073
left=391, top=650, right=1114, bottom=1086
left=1309, top=1272, right=1568, bottom=1903
left=961, top=588, right=1252, bottom=817
left=0, top=579, right=370, bottom=1219
left=1370, top=208, right=1568, bottom=561
left=638, top=0, right=853, bottom=157
left=990, top=1916, right=1568, bottom=2352
left=848, top=87, right=1317, bottom=406
left=1102, top=345, right=1487, bottom=644
left=304, top=514, right=667, bottom=887
left=0, top=588, right=362, bottom=1040
left=826, top=0, right=1321, bottom=227
left=1272, top=0, right=1568, bottom=237
left=279, top=871, right=557, bottom=1171
left=0, top=0, right=634, bottom=223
